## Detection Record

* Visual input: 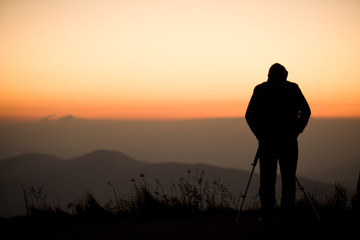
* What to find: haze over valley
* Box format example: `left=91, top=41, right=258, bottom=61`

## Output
left=0, top=117, right=359, bottom=184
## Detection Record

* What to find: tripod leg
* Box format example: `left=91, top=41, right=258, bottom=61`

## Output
left=236, top=150, right=260, bottom=222
left=236, top=164, right=256, bottom=222
left=295, top=177, right=322, bottom=221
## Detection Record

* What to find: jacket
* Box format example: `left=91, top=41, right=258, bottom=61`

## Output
left=245, top=81, right=311, bottom=141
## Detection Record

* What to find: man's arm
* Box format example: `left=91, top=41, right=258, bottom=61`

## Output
left=296, top=87, right=311, bottom=134
left=245, top=86, right=262, bottom=139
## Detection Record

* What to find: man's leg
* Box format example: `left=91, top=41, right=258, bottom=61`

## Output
left=259, top=141, right=278, bottom=222
left=279, top=139, right=298, bottom=218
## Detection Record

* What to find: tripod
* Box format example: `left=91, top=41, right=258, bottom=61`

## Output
left=236, top=148, right=259, bottom=222
left=235, top=147, right=321, bottom=222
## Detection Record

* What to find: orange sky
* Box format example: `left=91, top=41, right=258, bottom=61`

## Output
left=1, top=0, right=360, bottom=120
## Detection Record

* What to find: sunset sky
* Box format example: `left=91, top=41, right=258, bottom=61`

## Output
left=0, top=0, right=359, bottom=120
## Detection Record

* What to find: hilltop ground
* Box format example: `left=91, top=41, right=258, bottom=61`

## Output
left=1, top=209, right=358, bottom=240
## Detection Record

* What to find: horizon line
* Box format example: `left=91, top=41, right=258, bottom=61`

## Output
left=1, top=115, right=360, bottom=122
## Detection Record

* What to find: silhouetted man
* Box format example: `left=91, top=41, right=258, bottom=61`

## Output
left=245, top=63, right=311, bottom=223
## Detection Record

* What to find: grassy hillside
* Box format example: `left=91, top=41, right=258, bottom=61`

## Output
left=1, top=171, right=359, bottom=240
left=0, top=150, right=338, bottom=218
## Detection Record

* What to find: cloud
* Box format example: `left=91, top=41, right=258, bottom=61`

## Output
left=41, top=114, right=82, bottom=122
left=41, top=114, right=57, bottom=121
left=56, top=114, right=80, bottom=122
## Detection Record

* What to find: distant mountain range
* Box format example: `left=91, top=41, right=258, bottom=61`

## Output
left=0, top=150, right=338, bottom=218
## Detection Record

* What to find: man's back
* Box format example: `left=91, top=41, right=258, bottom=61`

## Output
left=245, top=68, right=310, bottom=141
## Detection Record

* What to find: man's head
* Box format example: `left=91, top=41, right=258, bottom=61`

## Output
left=268, top=63, right=288, bottom=83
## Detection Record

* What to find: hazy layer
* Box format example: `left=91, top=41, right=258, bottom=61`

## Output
left=0, top=117, right=359, bottom=185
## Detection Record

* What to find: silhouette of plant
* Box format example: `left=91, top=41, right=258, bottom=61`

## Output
left=104, top=181, right=131, bottom=214
left=21, top=170, right=355, bottom=220
left=329, top=181, right=349, bottom=209
left=124, top=169, right=238, bottom=215
left=23, top=185, right=53, bottom=216
left=67, top=191, right=109, bottom=217
left=351, top=171, right=360, bottom=216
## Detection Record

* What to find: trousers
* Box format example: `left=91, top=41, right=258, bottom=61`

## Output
left=259, top=138, right=298, bottom=217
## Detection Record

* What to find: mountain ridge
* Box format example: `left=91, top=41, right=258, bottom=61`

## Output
left=0, top=149, right=345, bottom=185
left=66, top=149, right=149, bottom=169
left=0, top=152, right=64, bottom=164
left=0, top=153, right=64, bottom=183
